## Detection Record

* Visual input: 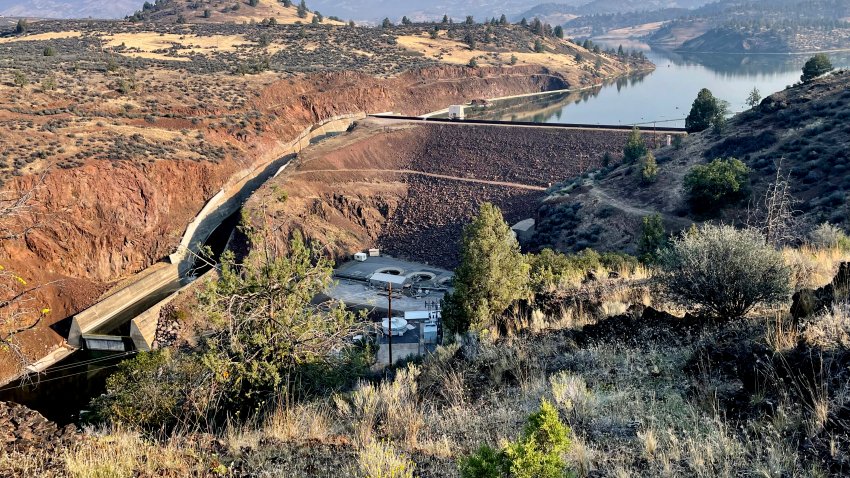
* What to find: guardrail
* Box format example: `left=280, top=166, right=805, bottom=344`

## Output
left=368, top=114, right=688, bottom=134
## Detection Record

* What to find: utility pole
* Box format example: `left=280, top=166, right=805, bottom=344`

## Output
left=387, top=281, right=393, bottom=366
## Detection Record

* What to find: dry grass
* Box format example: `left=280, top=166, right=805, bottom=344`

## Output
left=397, top=32, right=585, bottom=71
left=764, top=312, right=800, bottom=352
left=64, top=428, right=209, bottom=478
left=336, top=364, right=424, bottom=447
left=783, top=245, right=850, bottom=290
left=0, top=31, right=81, bottom=43
left=103, top=33, right=250, bottom=61
left=356, top=440, right=415, bottom=478
left=263, top=402, right=335, bottom=442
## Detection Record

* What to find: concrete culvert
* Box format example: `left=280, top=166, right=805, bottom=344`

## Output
left=408, top=272, right=436, bottom=282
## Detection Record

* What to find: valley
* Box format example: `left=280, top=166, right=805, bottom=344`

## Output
left=1, top=1, right=850, bottom=477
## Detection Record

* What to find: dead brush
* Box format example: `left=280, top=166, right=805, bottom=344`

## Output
left=802, top=305, right=850, bottom=349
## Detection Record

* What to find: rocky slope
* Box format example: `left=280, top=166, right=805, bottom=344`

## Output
left=532, top=69, right=850, bottom=254
left=246, top=118, right=659, bottom=268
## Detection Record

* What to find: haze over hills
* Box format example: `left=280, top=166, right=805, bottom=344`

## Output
left=0, top=0, right=139, bottom=18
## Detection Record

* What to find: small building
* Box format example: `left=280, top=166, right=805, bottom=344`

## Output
left=368, top=272, right=409, bottom=289
left=368, top=248, right=381, bottom=257
left=353, top=252, right=368, bottom=262
left=448, top=105, right=465, bottom=120
left=511, top=218, right=536, bottom=243
left=403, top=310, right=439, bottom=322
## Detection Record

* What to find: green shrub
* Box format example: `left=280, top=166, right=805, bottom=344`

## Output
left=459, top=445, right=509, bottom=478
left=528, top=248, right=638, bottom=293
left=89, top=349, right=211, bottom=430
left=683, top=157, right=749, bottom=212
left=637, top=214, right=666, bottom=263
left=639, top=151, right=658, bottom=184
left=659, top=224, right=791, bottom=319
left=460, top=400, right=572, bottom=478
left=599, top=251, right=639, bottom=275
left=623, top=126, right=646, bottom=163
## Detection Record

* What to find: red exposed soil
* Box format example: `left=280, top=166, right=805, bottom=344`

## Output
left=0, top=65, right=603, bottom=375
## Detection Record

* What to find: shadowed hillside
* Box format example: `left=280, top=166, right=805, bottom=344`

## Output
left=533, top=69, right=850, bottom=253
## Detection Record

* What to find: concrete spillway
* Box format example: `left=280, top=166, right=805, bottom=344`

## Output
left=67, top=262, right=182, bottom=349
left=60, top=113, right=365, bottom=356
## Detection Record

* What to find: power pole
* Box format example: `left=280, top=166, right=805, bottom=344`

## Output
left=387, top=281, right=393, bottom=366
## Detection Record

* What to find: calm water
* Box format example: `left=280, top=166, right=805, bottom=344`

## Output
left=466, top=46, right=850, bottom=128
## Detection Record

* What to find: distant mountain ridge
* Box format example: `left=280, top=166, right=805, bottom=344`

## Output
left=649, top=0, right=850, bottom=52
left=0, top=0, right=139, bottom=18
left=516, top=0, right=711, bottom=22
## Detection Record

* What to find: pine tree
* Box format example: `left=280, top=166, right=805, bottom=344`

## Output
left=638, top=214, right=666, bottom=263
left=553, top=25, right=564, bottom=39
left=297, top=0, right=308, bottom=18
left=464, top=31, right=476, bottom=50
left=15, top=19, right=28, bottom=35
left=534, top=38, right=544, bottom=53
left=499, top=14, right=507, bottom=25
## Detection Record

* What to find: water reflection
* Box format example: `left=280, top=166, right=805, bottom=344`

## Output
left=466, top=44, right=850, bottom=127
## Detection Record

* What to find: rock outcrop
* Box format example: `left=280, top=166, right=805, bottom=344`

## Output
left=791, top=262, right=850, bottom=322
left=0, top=401, right=76, bottom=453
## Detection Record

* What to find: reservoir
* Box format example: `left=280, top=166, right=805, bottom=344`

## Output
left=465, top=46, right=850, bottom=128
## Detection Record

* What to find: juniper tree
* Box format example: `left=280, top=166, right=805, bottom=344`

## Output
left=623, top=126, right=647, bottom=163
left=441, top=203, right=529, bottom=335
left=685, top=88, right=725, bottom=133
left=801, top=53, right=833, bottom=83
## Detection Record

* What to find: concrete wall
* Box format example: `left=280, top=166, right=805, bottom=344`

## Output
left=67, top=263, right=181, bottom=347
left=68, top=114, right=365, bottom=353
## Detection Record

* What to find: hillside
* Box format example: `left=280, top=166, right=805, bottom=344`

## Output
left=0, top=12, right=649, bottom=379
left=517, top=0, right=708, bottom=29
left=531, top=69, right=850, bottom=254
left=650, top=0, right=850, bottom=52
left=126, top=0, right=345, bottom=24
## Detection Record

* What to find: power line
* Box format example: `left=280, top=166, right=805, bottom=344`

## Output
left=39, top=350, right=138, bottom=373
left=0, top=362, right=128, bottom=391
